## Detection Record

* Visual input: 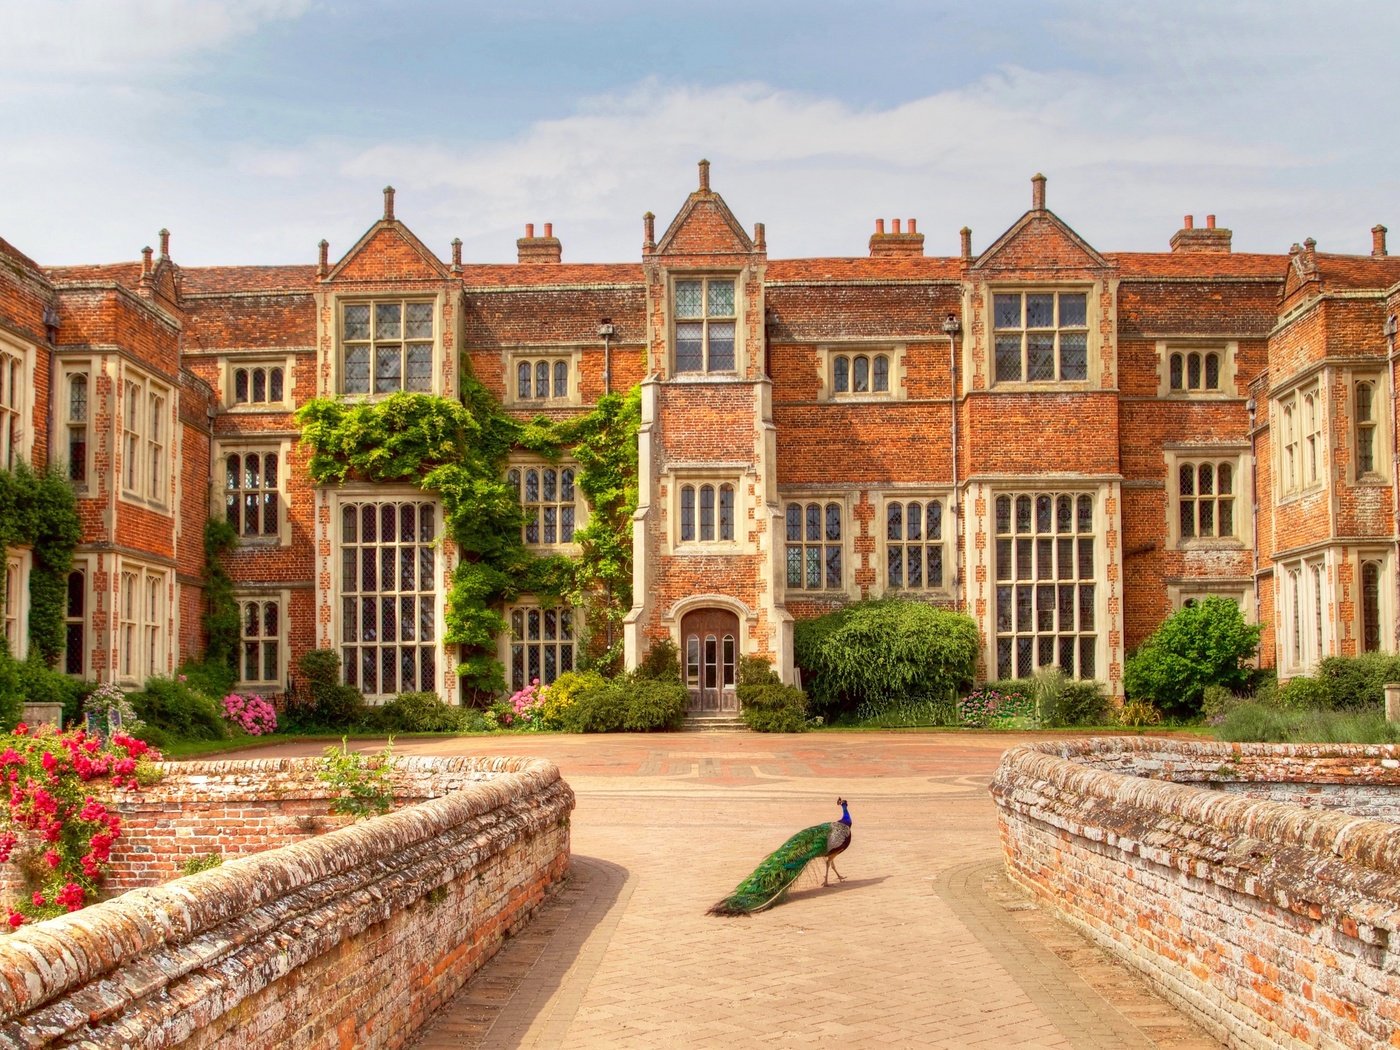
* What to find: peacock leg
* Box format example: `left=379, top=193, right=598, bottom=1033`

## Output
left=828, top=857, right=846, bottom=883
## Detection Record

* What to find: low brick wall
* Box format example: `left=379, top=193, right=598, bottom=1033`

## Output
left=0, top=756, right=574, bottom=1048
left=991, top=738, right=1400, bottom=1049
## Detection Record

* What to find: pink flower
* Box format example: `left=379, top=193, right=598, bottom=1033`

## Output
left=31, top=892, right=45, bottom=908
left=7, top=911, right=24, bottom=928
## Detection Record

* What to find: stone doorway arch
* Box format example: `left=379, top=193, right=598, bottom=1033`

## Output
left=679, top=607, right=740, bottom=714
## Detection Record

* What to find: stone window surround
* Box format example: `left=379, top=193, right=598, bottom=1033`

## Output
left=986, top=284, right=1097, bottom=389
left=1163, top=444, right=1251, bottom=550
left=507, top=456, right=587, bottom=549
left=63, top=555, right=92, bottom=678
left=1278, top=553, right=1329, bottom=678
left=1355, top=550, right=1392, bottom=655
left=1165, top=578, right=1255, bottom=622
left=667, top=271, right=743, bottom=378
left=333, top=294, right=443, bottom=398
left=780, top=491, right=855, bottom=597
left=223, top=354, right=296, bottom=411
left=58, top=359, right=93, bottom=491
left=118, top=365, right=173, bottom=511
left=115, top=559, right=170, bottom=688
left=330, top=489, right=446, bottom=702
left=1349, top=370, right=1390, bottom=483
left=504, top=349, right=583, bottom=407
left=212, top=439, right=293, bottom=546
left=0, top=330, right=33, bottom=472
left=1275, top=381, right=1324, bottom=499
left=234, top=590, right=290, bottom=690
left=1154, top=339, right=1239, bottom=399
left=4, top=547, right=31, bottom=660
left=875, top=490, right=951, bottom=594
left=815, top=343, right=909, bottom=402
left=666, top=467, right=748, bottom=554
left=500, top=598, right=579, bottom=692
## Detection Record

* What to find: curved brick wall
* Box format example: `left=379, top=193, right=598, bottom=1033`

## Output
left=0, top=756, right=574, bottom=1048
left=991, top=738, right=1400, bottom=1050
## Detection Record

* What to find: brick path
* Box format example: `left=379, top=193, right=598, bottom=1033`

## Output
left=238, top=732, right=1220, bottom=1048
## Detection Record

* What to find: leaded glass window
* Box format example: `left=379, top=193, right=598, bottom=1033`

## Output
left=237, top=597, right=282, bottom=687
left=225, top=451, right=281, bottom=539
left=509, top=464, right=577, bottom=546
left=507, top=604, right=576, bottom=691
left=992, top=291, right=1089, bottom=383
left=340, top=299, right=434, bottom=395
left=1177, top=461, right=1236, bottom=540
left=674, top=277, right=737, bottom=373
left=678, top=483, right=736, bottom=543
left=885, top=499, right=945, bottom=590
left=785, top=501, right=843, bottom=591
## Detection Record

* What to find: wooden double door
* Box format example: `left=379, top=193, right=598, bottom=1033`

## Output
left=680, top=608, right=739, bottom=714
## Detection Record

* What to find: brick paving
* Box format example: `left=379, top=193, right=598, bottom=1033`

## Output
left=237, top=732, right=1220, bottom=1049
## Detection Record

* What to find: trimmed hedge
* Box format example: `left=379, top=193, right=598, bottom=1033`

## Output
left=738, top=684, right=807, bottom=732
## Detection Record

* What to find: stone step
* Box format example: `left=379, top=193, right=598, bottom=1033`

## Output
left=681, top=715, right=748, bottom=733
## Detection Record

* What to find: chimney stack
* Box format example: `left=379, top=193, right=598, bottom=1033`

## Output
left=517, top=222, right=562, bottom=264
left=869, top=217, right=925, bottom=257
left=1170, top=213, right=1233, bottom=253
left=960, top=226, right=972, bottom=261
left=317, top=239, right=329, bottom=278
left=159, top=228, right=170, bottom=259
left=1373, top=224, right=1388, bottom=257
left=451, top=238, right=463, bottom=272
left=1031, top=173, right=1047, bottom=211
left=383, top=186, right=395, bottom=221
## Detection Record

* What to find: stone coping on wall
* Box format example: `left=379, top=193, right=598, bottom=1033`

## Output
left=991, top=737, right=1400, bottom=1049
left=0, top=755, right=574, bottom=1048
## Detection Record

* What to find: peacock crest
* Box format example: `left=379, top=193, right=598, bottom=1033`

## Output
left=707, top=797, right=852, bottom=916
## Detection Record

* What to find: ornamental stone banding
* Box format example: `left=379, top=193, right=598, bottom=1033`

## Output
left=991, top=738, right=1400, bottom=1050
left=0, top=755, right=574, bottom=1049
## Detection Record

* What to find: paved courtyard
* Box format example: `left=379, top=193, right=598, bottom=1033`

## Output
left=237, top=732, right=1220, bottom=1049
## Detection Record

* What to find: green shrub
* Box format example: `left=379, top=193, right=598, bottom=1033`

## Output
left=130, top=677, right=229, bottom=742
left=1216, top=702, right=1293, bottom=742
left=738, top=683, right=808, bottom=732
left=557, top=680, right=628, bottom=733
left=12, top=657, right=90, bottom=729
left=286, top=649, right=366, bottom=729
left=1028, top=667, right=1069, bottom=725
left=1315, top=652, right=1400, bottom=711
left=633, top=639, right=681, bottom=682
left=177, top=659, right=237, bottom=705
left=1201, top=683, right=1242, bottom=723
left=1117, top=699, right=1162, bottom=728
left=317, top=738, right=395, bottom=818
left=1217, top=703, right=1400, bottom=744
left=622, top=680, right=688, bottom=731
left=1123, top=597, right=1261, bottom=719
left=1279, top=675, right=1332, bottom=711
left=986, top=678, right=1036, bottom=699
left=1057, top=681, right=1111, bottom=726
left=0, top=652, right=22, bottom=731
left=738, top=655, right=781, bottom=686
left=538, top=671, right=606, bottom=729
left=377, top=691, right=461, bottom=733
left=794, top=599, right=978, bottom=716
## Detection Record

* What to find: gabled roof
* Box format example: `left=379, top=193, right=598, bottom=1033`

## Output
left=47, top=261, right=145, bottom=288
left=655, top=163, right=755, bottom=256
left=0, top=237, right=45, bottom=277
left=327, top=218, right=451, bottom=283
left=973, top=208, right=1110, bottom=272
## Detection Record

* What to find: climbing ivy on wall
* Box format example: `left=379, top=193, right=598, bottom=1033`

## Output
left=296, top=373, right=641, bottom=701
left=0, top=465, right=81, bottom=665
left=202, top=518, right=240, bottom=675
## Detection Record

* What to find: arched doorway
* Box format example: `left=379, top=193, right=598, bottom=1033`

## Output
left=679, top=608, right=740, bottom=714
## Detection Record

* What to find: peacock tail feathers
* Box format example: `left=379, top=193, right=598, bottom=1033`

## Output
left=706, top=822, right=835, bottom=917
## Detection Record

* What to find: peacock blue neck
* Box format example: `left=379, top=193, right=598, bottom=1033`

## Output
left=839, top=801, right=851, bottom=825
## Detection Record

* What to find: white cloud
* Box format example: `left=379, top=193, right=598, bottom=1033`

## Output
left=0, top=0, right=311, bottom=77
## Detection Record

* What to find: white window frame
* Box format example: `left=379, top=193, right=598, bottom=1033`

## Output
left=60, top=363, right=92, bottom=489
left=1279, top=554, right=1329, bottom=677
left=992, top=491, right=1099, bottom=680
left=334, top=496, right=444, bottom=702
left=63, top=558, right=90, bottom=677
left=337, top=297, right=438, bottom=397
left=501, top=600, right=579, bottom=693
left=235, top=592, right=288, bottom=690
left=225, top=356, right=293, bottom=410
left=120, top=368, right=173, bottom=508
left=990, top=288, right=1092, bottom=386
left=217, top=442, right=289, bottom=545
left=879, top=493, right=949, bottom=593
left=508, top=459, right=585, bottom=548
left=0, top=334, right=33, bottom=472
left=671, top=274, right=739, bottom=376
left=1165, top=449, right=1248, bottom=548
left=4, top=549, right=31, bottom=658
left=782, top=496, right=850, bottom=595
left=1276, top=384, right=1323, bottom=497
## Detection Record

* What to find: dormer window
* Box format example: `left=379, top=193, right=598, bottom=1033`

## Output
left=674, top=277, right=736, bottom=374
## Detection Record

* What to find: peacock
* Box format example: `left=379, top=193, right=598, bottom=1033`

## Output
left=707, top=798, right=852, bottom=916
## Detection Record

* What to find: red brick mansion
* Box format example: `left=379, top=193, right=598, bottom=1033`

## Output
left=2, top=163, right=1396, bottom=706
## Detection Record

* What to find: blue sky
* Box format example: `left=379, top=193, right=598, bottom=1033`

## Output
left=3, top=0, right=1397, bottom=265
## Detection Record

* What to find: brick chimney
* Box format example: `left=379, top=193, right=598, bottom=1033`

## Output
left=869, top=217, right=925, bottom=257
left=1372, top=224, right=1388, bottom=257
left=517, top=222, right=562, bottom=264
left=1170, top=213, right=1233, bottom=253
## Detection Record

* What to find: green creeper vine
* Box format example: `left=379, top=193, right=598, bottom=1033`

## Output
left=0, top=465, right=81, bottom=665
left=202, top=518, right=240, bottom=676
left=296, top=373, right=641, bottom=700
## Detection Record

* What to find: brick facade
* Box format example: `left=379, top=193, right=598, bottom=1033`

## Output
left=2, top=168, right=1397, bottom=702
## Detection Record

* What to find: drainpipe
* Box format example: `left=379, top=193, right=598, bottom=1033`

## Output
left=942, top=313, right=962, bottom=609
left=1246, top=395, right=1260, bottom=636
left=598, top=318, right=615, bottom=397
left=1388, top=313, right=1400, bottom=648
